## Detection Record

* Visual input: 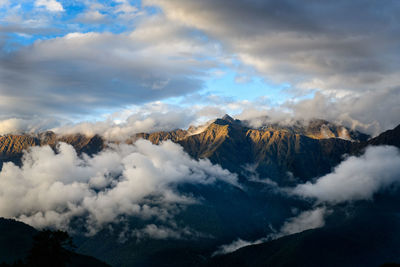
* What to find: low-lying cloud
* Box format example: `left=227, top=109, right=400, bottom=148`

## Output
left=0, top=140, right=238, bottom=235
left=1, top=90, right=398, bottom=138
left=269, top=207, right=327, bottom=239
left=236, top=90, right=400, bottom=136
left=0, top=117, right=58, bottom=135
left=213, top=207, right=327, bottom=255
left=213, top=238, right=267, bottom=256
left=53, top=104, right=200, bottom=141
left=293, top=146, right=400, bottom=203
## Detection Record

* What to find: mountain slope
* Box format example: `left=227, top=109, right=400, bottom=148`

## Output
left=1, top=117, right=397, bottom=185
left=176, top=117, right=355, bottom=184
left=0, top=133, right=104, bottom=168
left=0, top=218, right=109, bottom=266
left=206, top=207, right=400, bottom=267
left=0, top=218, right=36, bottom=264
left=0, top=119, right=399, bottom=267
left=366, top=124, right=400, bottom=148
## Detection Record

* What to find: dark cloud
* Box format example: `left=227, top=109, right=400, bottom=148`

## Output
left=147, top=0, right=400, bottom=92
left=0, top=16, right=220, bottom=116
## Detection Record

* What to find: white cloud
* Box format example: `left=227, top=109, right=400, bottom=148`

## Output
left=0, top=140, right=238, bottom=235
left=213, top=238, right=267, bottom=256
left=114, top=0, right=138, bottom=14
left=234, top=89, right=400, bottom=136
left=1, top=89, right=397, bottom=138
left=270, top=207, right=327, bottom=239
left=76, top=10, right=108, bottom=24
left=213, top=207, right=327, bottom=255
left=0, top=0, right=9, bottom=8
left=130, top=224, right=204, bottom=240
left=0, top=118, right=57, bottom=135
left=35, top=0, right=64, bottom=12
left=52, top=103, right=199, bottom=140
left=293, top=146, right=400, bottom=203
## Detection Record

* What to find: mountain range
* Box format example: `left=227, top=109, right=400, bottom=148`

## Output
left=0, top=116, right=384, bottom=184
left=0, top=115, right=399, bottom=266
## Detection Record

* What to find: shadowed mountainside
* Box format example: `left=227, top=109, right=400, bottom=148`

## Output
left=205, top=201, right=400, bottom=267
left=0, top=218, right=109, bottom=267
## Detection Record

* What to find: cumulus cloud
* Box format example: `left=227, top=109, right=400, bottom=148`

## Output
left=0, top=140, right=238, bottom=235
left=293, top=146, right=400, bottom=203
left=35, top=0, right=64, bottom=12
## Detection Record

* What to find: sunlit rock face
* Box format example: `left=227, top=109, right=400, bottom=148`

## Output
left=1, top=115, right=398, bottom=186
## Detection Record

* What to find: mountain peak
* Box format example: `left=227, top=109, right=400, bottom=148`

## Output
left=214, top=114, right=242, bottom=126
left=221, top=114, right=235, bottom=122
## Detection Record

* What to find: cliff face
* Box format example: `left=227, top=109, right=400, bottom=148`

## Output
left=0, top=135, right=39, bottom=160
left=0, top=132, right=104, bottom=167
left=133, top=117, right=358, bottom=184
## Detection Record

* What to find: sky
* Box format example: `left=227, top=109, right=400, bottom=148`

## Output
left=0, top=0, right=400, bottom=136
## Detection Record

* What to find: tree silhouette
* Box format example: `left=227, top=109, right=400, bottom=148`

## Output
left=26, top=230, right=74, bottom=267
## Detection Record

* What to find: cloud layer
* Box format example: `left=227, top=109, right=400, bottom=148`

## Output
left=293, top=146, right=400, bottom=203
left=145, top=0, right=400, bottom=133
left=0, top=140, right=237, bottom=235
left=0, top=14, right=220, bottom=117
left=1, top=0, right=399, bottom=136
left=148, top=0, right=400, bottom=93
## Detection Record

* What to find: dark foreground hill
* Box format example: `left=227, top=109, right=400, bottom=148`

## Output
left=0, top=218, right=109, bottom=267
left=206, top=205, right=400, bottom=267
